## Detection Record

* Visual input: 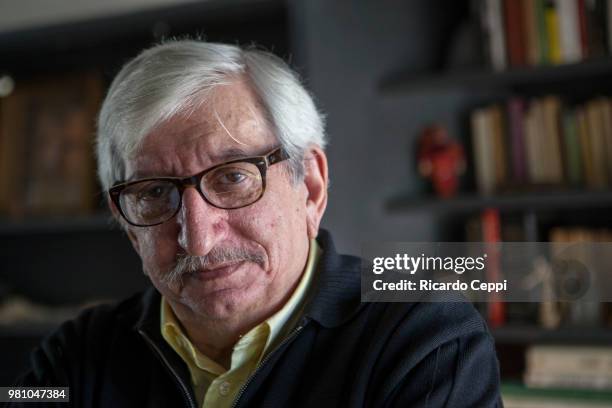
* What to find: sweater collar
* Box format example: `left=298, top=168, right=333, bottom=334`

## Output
left=301, top=229, right=364, bottom=328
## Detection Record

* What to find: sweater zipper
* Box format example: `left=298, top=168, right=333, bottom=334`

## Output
left=138, top=329, right=197, bottom=408
left=231, top=321, right=307, bottom=408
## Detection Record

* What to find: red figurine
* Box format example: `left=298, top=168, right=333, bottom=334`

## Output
left=417, top=125, right=465, bottom=198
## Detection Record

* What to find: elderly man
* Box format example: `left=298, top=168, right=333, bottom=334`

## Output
left=11, top=40, right=501, bottom=407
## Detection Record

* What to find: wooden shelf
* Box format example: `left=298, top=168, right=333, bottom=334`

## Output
left=379, top=57, right=612, bottom=96
left=386, top=190, right=612, bottom=215
left=0, top=213, right=117, bottom=236
left=493, top=325, right=612, bottom=345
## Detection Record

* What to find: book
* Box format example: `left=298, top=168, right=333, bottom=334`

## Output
left=0, top=96, right=5, bottom=213
left=526, top=345, right=612, bottom=378
left=535, top=0, right=551, bottom=64
left=0, top=72, right=103, bottom=217
left=526, top=99, right=552, bottom=184
left=584, top=0, right=607, bottom=58
left=491, top=105, right=508, bottom=189
left=524, top=0, right=542, bottom=65
left=505, top=0, right=527, bottom=66
left=556, top=0, right=583, bottom=63
left=508, top=97, right=528, bottom=183
left=561, top=107, right=583, bottom=185
left=577, top=107, right=596, bottom=187
left=608, top=0, right=612, bottom=54
left=585, top=99, right=608, bottom=188
left=599, top=98, right=612, bottom=183
left=544, top=0, right=563, bottom=64
left=503, top=381, right=612, bottom=408
left=482, top=208, right=505, bottom=327
left=578, top=0, right=590, bottom=57
left=540, top=96, right=564, bottom=184
left=471, top=107, right=497, bottom=195
left=484, top=0, right=508, bottom=70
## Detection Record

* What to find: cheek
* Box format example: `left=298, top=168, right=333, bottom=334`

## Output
left=134, top=226, right=178, bottom=274
left=233, top=184, right=308, bottom=262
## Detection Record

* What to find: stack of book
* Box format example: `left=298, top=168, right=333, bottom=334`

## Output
left=503, top=381, right=612, bottom=407
left=480, top=0, right=611, bottom=71
left=525, top=345, right=612, bottom=390
left=501, top=346, right=612, bottom=407
left=0, top=72, right=103, bottom=218
left=471, top=96, right=612, bottom=195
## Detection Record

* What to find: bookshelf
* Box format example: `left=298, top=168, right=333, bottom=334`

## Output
left=0, top=213, right=114, bottom=236
left=387, top=190, right=612, bottom=214
left=377, top=0, right=612, bottom=402
left=380, top=56, right=612, bottom=95
left=492, top=325, right=612, bottom=346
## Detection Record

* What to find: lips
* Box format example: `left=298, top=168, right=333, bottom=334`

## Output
left=190, top=262, right=242, bottom=281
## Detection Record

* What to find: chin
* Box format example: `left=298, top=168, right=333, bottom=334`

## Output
left=188, top=288, right=259, bottom=321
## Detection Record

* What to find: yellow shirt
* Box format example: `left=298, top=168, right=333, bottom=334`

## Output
left=161, top=240, right=321, bottom=408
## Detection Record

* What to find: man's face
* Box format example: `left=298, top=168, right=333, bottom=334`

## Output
left=119, top=77, right=327, bottom=326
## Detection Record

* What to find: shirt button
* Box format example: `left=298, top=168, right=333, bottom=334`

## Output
left=219, top=381, right=231, bottom=396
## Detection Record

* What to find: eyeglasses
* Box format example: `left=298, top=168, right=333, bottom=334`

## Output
left=109, top=147, right=289, bottom=227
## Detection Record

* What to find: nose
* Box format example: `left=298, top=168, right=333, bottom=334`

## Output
left=177, top=187, right=228, bottom=256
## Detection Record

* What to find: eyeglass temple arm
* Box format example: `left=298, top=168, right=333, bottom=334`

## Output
left=267, top=148, right=289, bottom=166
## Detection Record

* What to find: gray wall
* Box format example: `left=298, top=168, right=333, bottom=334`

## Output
left=289, top=0, right=477, bottom=254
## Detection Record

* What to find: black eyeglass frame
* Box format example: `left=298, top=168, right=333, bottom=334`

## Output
left=108, top=147, right=289, bottom=227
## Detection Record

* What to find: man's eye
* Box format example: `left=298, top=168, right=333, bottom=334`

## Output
left=219, top=172, right=247, bottom=184
left=137, top=184, right=172, bottom=200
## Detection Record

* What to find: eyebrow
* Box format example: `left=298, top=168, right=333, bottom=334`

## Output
left=208, top=147, right=252, bottom=163
left=125, top=145, right=274, bottom=183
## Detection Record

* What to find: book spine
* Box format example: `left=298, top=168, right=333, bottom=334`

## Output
left=525, top=372, right=612, bottom=389
left=562, top=107, right=583, bottom=185
left=601, top=98, right=612, bottom=182
left=524, top=102, right=540, bottom=183
left=585, top=0, right=607, bottom=58
left=508, top=98, right=528, bottom=183
left=608, top=0, right=612, bottom=53
left=482, top=208, right=505, bottom=327
left=491, top=105, right=508, bottom=190
left=523, top=0, right=541, bottom=65
left=586, top=100, right=608, bottom=188
left=505, top=0, right=527, bottom=66
left=578, top=0, right=590, bottom=57
left=485, top=0, right=508, bottom=70
left=577, top=107, right=596, bottom=187
left=545, top=0, right=563, bottom=64
left=556, top=0, right=583, bottom=62
left=527, top=346, right=612, bottom=375
left=471, top=108, right=496, bottom=195
left=536, top=0, right=551, bottom=63
left=542, top=96, right=564, bottom=183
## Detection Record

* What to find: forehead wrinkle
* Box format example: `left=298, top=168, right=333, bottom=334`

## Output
left=208, top=77, right=274, bottom=147
left=213, top=106, right=249, bottom=147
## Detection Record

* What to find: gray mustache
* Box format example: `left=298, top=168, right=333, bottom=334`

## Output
left=163, top=247, right=266, bottom=286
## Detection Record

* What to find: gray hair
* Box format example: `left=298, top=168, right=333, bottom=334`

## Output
left=96, top=39, right=326, bottom=191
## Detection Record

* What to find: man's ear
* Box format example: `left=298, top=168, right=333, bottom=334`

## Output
left=107, top=196, right=141, bottom=255
left=302, top=146, right=328, bottom=239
